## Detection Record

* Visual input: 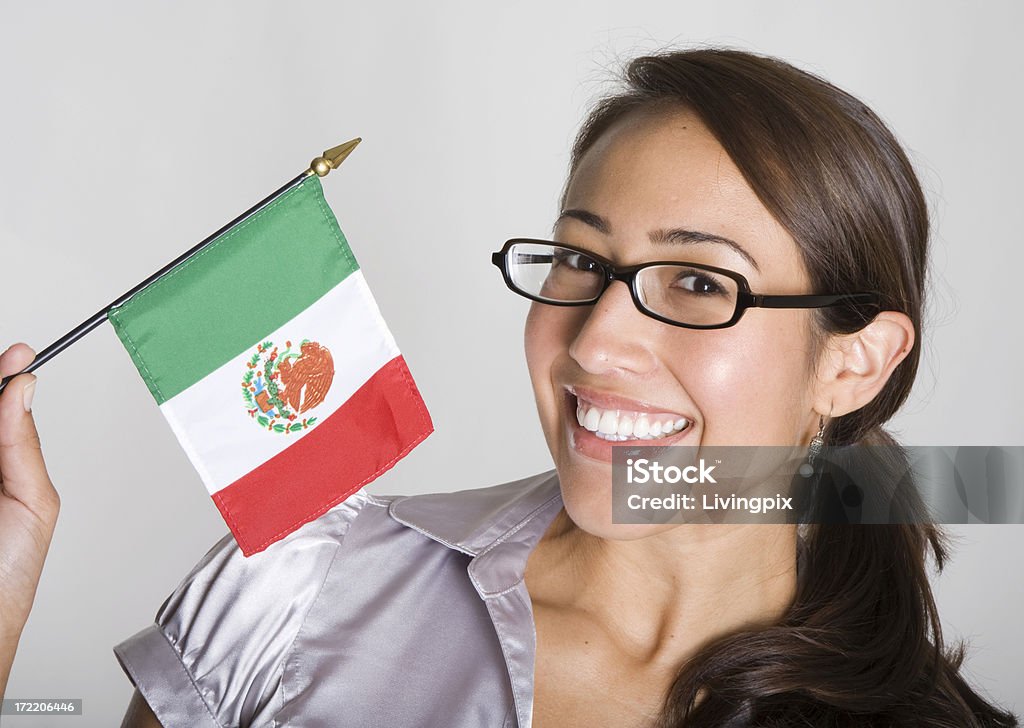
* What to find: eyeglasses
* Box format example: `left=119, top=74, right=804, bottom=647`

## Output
left=491, top=239, right=881, bottom=330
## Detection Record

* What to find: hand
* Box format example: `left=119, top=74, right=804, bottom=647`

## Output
left=0, top=344, right=59, bottom=698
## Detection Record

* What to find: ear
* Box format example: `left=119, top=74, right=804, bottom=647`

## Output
left=813, top=312, right=915, bottom=417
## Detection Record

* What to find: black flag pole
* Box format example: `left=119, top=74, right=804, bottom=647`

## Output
left=0, top=138, right=361, bottom=395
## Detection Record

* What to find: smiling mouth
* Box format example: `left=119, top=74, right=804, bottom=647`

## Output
left=569, top=391, right=692, bottom=442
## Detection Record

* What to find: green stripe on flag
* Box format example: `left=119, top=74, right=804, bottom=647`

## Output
left=109, top=176, right=359, bottom=404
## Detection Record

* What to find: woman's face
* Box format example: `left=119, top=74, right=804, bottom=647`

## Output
left=525, top=108, right=825, bottom=538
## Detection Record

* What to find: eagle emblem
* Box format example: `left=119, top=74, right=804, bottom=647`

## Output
left=241, top=339, right=335, bottom=434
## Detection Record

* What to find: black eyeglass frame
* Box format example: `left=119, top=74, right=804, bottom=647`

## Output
left=491, top=238, right=882, bottom=330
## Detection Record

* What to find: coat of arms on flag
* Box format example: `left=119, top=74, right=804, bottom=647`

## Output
left=242, top=339, right=333, bottom=433
left=105, top=171, right=433, bottom=555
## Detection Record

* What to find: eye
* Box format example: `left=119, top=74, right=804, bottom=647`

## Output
left=672, top=269, right=727, bottom=295
left=553, top=250, right=602, bottom=274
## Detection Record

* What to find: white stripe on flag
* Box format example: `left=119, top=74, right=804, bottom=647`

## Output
left=158, top=270, right=400, bottom=494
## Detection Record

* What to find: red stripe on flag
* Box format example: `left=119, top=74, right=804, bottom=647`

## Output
left=213, top=355, right=432, bottom=556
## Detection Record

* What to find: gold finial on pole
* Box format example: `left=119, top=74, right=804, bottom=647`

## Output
left=309, top=137, right=362, bottom=177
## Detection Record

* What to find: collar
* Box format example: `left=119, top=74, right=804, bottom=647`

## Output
left=388, top=469, right=563, bottom=597
left=388, top=470, right=562, bottom=728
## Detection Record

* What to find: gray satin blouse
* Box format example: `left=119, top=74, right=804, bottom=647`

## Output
left=114, top=470, right=563, bottom=728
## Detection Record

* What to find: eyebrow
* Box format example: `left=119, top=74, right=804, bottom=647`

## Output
left=554, top=208, right=761, bottom=272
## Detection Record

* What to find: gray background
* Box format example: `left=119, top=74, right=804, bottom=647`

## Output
left=1, top=1, right=1021, bottom=723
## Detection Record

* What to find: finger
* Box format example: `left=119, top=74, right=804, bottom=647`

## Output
left=0, top=372, right=59, bottom=524
left=0, top=343, right=36, bottom=379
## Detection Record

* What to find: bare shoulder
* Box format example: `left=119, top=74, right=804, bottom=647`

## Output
left=120, top=689, right=162, bottom=728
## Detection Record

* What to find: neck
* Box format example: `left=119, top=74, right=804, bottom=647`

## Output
left=526, top=509, right=798, bottom=667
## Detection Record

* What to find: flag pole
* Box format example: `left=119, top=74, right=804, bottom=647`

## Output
left=0, top=138, right=361, bottom=395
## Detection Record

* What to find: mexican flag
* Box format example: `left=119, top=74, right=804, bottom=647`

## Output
left=108, top=175, right=432, bottom=555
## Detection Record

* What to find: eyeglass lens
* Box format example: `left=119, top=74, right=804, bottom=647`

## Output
left=506, top=242, right=740, bottom=326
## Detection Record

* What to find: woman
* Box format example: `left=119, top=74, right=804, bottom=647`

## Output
left=2, top=48, right=1018, bottom=727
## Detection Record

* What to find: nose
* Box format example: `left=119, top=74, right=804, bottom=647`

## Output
left=568, top=280, right=659, bottom=377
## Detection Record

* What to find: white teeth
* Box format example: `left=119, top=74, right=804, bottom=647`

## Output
left=573, top=397, right=690, bottom=441
left=595, top=431, right=631, bottom=441
left=597, top=410, right=618, bottom=434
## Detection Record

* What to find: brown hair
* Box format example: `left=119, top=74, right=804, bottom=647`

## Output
left=562, top=48, right=1018, bottom=727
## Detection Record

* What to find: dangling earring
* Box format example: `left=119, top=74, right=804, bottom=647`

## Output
left=799, top=413, right=827, bottom=478
left=807, top=414, right=826, bottom=467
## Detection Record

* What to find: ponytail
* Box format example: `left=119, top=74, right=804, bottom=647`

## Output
left=656, top=427, right=1017, bottom=727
